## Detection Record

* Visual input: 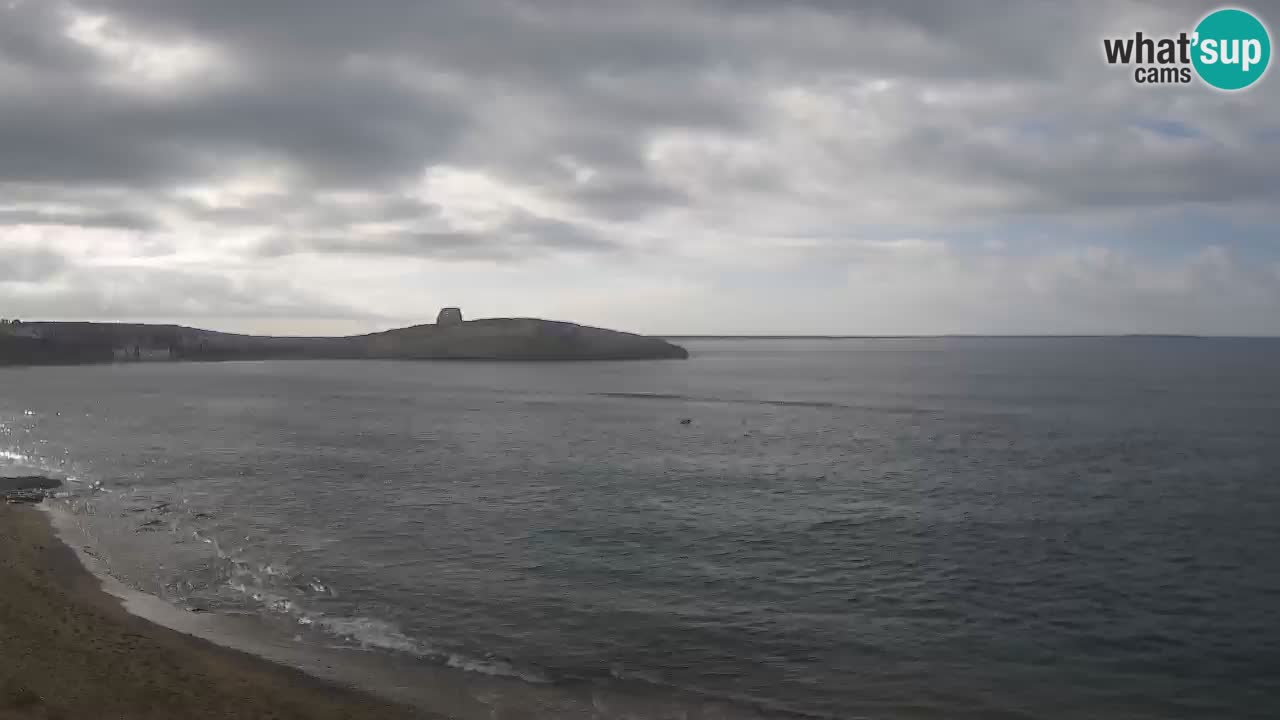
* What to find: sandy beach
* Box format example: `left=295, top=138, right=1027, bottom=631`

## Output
left=0, top=502, right=429, bottom=720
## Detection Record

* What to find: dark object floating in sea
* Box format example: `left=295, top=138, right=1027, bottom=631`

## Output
left=679, top=418, right=693, bottom=425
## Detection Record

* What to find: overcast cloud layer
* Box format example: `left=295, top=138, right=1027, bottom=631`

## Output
left=2, top=0, right=1278, bottom=334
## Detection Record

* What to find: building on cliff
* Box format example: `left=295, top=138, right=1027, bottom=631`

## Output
left=436, top=307, right=463, bottom=326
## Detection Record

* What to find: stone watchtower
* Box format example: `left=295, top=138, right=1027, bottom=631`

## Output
left=436, top=307, right=463, bottom=326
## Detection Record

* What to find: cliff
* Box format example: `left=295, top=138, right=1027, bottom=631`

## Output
left=0, top=317, right=688, bottom=365
left=359, top=318, right=689, bottom=360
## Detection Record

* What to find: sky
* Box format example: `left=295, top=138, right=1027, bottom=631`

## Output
left=1, top=0, right=1278, bottom=336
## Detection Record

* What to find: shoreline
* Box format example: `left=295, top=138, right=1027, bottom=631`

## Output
left=11, top=500, right=784, bottom=720
left=0, top=502, right=434, bottom=720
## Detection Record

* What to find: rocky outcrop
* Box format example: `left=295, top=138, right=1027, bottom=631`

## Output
left=0, top=475, right=62, bottom=503
left=358, top=318, right=689, bottom=360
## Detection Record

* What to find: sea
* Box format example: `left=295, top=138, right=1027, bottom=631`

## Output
left=2, top=337, right=1279, bottom=719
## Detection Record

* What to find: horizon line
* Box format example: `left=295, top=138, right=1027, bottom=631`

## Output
left=659, top=333, right=1280, bottom=340
left=13, top=320, right=1279, bottom=341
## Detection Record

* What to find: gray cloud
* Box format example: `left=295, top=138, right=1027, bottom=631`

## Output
left=7, top=0, right=1276, bottom=224
left=0, top=1, right=97, bottom=77
left=0, top=0, right=1277, bottom=332
left=260, top=211, right=618, bottom=261
left=0, top=258, right=379, bottom=323
left=0, top=58, right=464, bottom=190
left=0, top=208, right=156, bottom=231
left=0, top=247, right=68, bottom=283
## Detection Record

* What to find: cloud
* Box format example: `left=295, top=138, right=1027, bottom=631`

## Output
left=0, top=208, right=156, bottom=231
left=627, top=240, right=1280, bottom=336
left=259, top=212, right=618, bottom=262
left=0, top=255, right=380, bottom=327
left=0, top=0, right=1276, bottom=333
left=0, top=246, right=69, bottom=283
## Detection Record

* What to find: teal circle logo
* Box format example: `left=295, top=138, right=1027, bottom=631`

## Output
left=1192, top=8, right=1271, bottom=90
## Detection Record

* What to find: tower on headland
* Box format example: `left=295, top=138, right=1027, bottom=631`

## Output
left=436, top=307, right=463, bottom=326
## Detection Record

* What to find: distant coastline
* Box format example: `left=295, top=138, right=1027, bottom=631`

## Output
left=0, top=311, right=689, bottom=366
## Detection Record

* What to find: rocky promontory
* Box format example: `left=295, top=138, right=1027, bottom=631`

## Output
left=357, top=318, right=688, bottom=360
left=0, top=310, right=688, bottom=365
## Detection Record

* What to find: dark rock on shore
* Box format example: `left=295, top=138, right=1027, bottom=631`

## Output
left=0, top=475, right=62, bottom=503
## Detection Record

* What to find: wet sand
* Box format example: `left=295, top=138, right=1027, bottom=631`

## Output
left=0, top=503, right=432, bottom=720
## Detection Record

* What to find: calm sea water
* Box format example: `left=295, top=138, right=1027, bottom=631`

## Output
left=2, top=338, right=1279, bottom=719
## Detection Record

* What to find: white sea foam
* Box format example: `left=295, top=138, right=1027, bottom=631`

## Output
left=313, top=615, right=427, bottom=655
left=313, top=612, right=550, bottom=684
left=220, top=569, right=552, bottom=685
left=0, top=447, right=86, bottom=486
left=445, top=654, right=551, bottom=685
left=14, top=434, right=592, bottom=702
